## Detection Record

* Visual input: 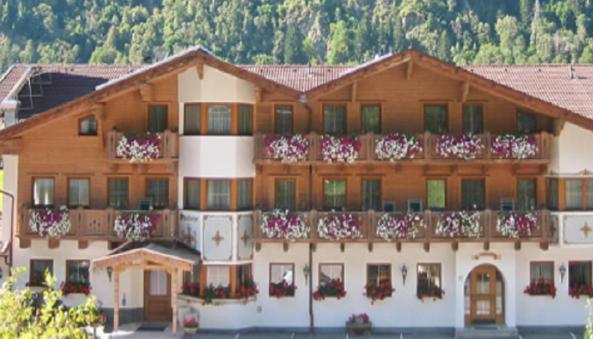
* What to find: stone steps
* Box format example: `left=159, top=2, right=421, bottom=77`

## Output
left=455, top=326, right=519, bottom=339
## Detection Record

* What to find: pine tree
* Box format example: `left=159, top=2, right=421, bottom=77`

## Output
left=284, top=20, right=306, bottom=64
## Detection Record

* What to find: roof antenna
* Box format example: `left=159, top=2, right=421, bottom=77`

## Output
left=569, top=64, right=576, bottom=79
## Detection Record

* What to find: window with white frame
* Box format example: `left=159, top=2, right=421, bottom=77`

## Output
left=206, top=266, right=230, bottom=287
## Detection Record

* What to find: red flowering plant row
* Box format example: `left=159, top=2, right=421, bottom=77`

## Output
left=313, top=279, right=346, bottom=301
left=417, top=285, right=445, bottom=301
left=61, top=281, right=91, bottom=295
left=234, top=280, right=259, bottom=302
left=569, top=283, right=593, bottom=299
left=201, top=285, right=232, bottom=305
left=365, top=281, right=394, bottom=304
left=182, top=282, right=200, bottom=297
left=182, top=281, right=259, bottom=304
left=269, top=281, right=296, bottom=298
left=523, top=279, right=556, bottom=298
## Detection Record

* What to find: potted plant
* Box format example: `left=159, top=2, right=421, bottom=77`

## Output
left=313, top=279, right=346, bottom=300
left=346, top=313, right=372, bottom=336
left=183, top=316, right=199, bottom=335
left=524, top=278, right=556, bottom=297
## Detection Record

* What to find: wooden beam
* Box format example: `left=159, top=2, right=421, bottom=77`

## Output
left=196, top=62, right=204, bottom=80
left=0, top=138, right=22, bottom=154
left=460, top=81, right=470, bottom=103
left=171, top=269, right=178, bottom=335
left=255, top=87, right=263, bottom=103
left=92, top=103, right=105, bottom=120
left=139, top=84, right=153, bottom=102
left=406, top=60, right=413, bottom=80
left=113, top=268, right=120, bottom=333
left=350, top=82, right=358, bottom=102
left=553, top=118, right=566, bottom=136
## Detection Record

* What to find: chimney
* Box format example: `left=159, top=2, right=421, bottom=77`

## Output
left=569, top=65, right=576, bottom=79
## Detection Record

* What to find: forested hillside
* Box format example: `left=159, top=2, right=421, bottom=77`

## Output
left=2, top=0, right=593, bottom=73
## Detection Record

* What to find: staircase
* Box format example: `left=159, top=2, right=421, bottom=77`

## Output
left=455, top=325, right=519, bottom=338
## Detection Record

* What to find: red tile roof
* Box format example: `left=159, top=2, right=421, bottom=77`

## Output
left=238, top=64, right=352, bottom=92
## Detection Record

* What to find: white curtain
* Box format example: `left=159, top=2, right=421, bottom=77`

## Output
left=207, top=105, right=231, bottom=134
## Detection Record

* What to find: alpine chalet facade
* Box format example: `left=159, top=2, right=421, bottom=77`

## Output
left=0, top=48, right=592, bottom=334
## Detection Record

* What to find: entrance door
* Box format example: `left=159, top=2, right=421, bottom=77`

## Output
left=143, top=270, right=171, bottom=321
left=468, top=265, right=502, bottom=324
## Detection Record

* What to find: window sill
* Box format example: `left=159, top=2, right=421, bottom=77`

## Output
left=178, top=293, right=256, bottom=305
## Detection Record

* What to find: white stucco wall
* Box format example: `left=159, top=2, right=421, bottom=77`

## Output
left=178, top=136, right=255, bottom=180
left=177, top=65, right=256, bottom=105
left=552, top=123, right=593, bottom=174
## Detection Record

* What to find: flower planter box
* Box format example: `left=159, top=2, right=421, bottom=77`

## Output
left=346, top=322, right=372, bottom=336
left=183, top=327, right=198, bottom=335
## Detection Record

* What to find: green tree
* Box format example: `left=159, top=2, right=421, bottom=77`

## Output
left=326, top=20, right=350, bottom=64
left=284, top=20, right=306, bottom=64
left=0, top=268, right=103, bottom=338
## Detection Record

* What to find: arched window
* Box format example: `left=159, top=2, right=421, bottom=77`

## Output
left=79, top=115, right=97, bottom=136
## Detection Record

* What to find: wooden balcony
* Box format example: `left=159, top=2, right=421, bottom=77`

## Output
left=106, top=130, right=179, bottom=163
left=253, top=209, right=554, bottom=251
left=254, top=132, right=551, bottom=165
left=19, top=208, right=178, bottom=242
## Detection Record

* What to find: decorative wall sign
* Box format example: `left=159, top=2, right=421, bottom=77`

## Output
left=471, top=251, right=501, bottom=260
left=203, top=215, right=233, bottom=261
left=237, top=215, right=254, bottom=260
left=563, top=215, right=593, bottom=244
left=179, top=211, right=201, bottom=252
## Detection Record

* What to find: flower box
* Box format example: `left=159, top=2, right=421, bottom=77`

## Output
left=183, top=317, right=199, bottom=335
left=234, top=280, right=259, bottom=302
left=29, top=206, right=71, bottom=238
left=269, top=281, right=295, bottom=298
left=116, top=133, right=161, bottom=162
left=569, top=284, right=593, bottom=299
left=435, top=211, right=481, bottom=238
left=260, top=209, right=309, bottom=240
left=497, top=211, right=537, bottom=238
left=313, top=279, right=346, bottom=300
left=317, top=213, right=363, bottom=240
left=376, top=213, right=426, bottom=240
left=524, top=279, right=556, bottom=297
left=435, top=133, right=484, bottom=160
left=201, top=285, right=232, bottom=305
left=417, top=286, right=445, bottom=301
left=61, top=281, right=91, bottom=295
left=320, top=135, right=361, bottom=163
left=491, top=134, right=538, bottom=159
left=114, top=213, right=160, bottom=241
left=365, top=282, right=394, bottom=304
left=375, top=133, right=423, bottom=161
left=264, top=134, right=310, bottom=162
left=346, top=314, right=372, bottom=336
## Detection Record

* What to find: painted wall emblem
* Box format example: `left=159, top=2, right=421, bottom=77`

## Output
left=563, top=215, right=593, bottom=244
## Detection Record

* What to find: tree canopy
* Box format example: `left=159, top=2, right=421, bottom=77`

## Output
left=2, top=0, right=593, bottom=73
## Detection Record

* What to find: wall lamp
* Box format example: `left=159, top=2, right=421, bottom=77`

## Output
left=401, top=264, right=408, bottom=285
left=303, top=264, right=311, bottom=285
left=107, top=267, right=113, bottom=282
left=559, top=264, right=567, bottom=283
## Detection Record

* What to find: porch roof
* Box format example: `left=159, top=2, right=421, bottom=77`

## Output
left=92, top=240, right=200, bottom=272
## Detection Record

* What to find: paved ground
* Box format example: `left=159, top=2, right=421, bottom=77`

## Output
left=99, top=324, right=586, bottom=339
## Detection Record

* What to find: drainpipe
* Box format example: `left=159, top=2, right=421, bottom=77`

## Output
left=1, top=190, right=15, bottom=270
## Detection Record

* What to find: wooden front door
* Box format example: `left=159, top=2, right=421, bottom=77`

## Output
left=143, top=270, right=171, bottom=321
left=468, top=265, right=503, bottom=325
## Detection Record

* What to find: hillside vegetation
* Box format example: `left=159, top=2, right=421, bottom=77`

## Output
left=2, top=0, right=593, bottom=72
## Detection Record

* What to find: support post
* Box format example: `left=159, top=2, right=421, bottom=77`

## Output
left=171, top=269, right=178, bottom=335
left=113, top=268, right=120, bottom=333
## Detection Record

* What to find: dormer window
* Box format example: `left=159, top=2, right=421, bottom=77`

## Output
left=79, top=115, right=97, bottom=136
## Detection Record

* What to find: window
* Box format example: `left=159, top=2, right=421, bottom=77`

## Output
left=184, top=178, right=200, bottom=210
left=463, top=104, right=483, bottom=134
left=417, top=263, right=441, bottom=297
left=184, top=103, right=200, bottom=135
left=361, top=104, right=381, bottom=133
left=275, top=179, right=296, bottom=210
left=270, top=263, right=295, bottom=296
left=207, top=180, right=231, bottom=209
left=68, top=178, right=90, bottom=208
left=323, top=104, right=347, bottom=135
left=517, top=179, right=536, bottom=210
left=547, top=178, right=559, bottom=210
left=461, top=179, right=485, bottom=209
left=323, top=179, right=346, bottom=210
left=275, top=105, right=293, bottom=134
left=319, top=263, right=343, bottom=285
left=207, top=104, right=232, bottom=134
left=29, top=259, right=53, bottom=287
left=362, top=179, right=381, bottom=211
left=367, top=264, right=391, bottom=287
left=66, top=260, right=90, bottom=284
left=517, top=111, right=536, bottom=133
left=238, top=105, right=253, bottom=135
left=569, top=261, right=592, bottom=291
left=108, top=178, right=129, bottom=209
left=587, top=180, right=593, bottom=209
left=146, top=178, right=169, bottom=209
left=237, top=179, right=253, bottom=210
left=33, top=178, right=54, bottom=207
left=148, top=270, right=168, bottom=296
left=427, top=179, right=446, bottom=210
left=148, top=105, right=168, bottom=133
left=236, top=264, right=253, bottom=292
left=206, top=266, right=230, bottom=287
left=565, top=179, right=583, bottom=210
left=79, top=116, right=97, bottom=136
left=530, top=262, right=553, bottom=284
left=424, top=105, right=448, bottom=133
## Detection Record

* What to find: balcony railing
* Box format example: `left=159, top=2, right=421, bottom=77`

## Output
left=254, top=132, right=551, bottom=164
left=106, top=130, right=179, bottom=162
left=20, top=208, right=177, bottom=240
left=253, top=209, right=553, bottom=246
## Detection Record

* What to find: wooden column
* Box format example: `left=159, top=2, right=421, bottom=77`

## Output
left=171, top=269, right=178, bottom=335
left=113, top=268, right=120, bottom=333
